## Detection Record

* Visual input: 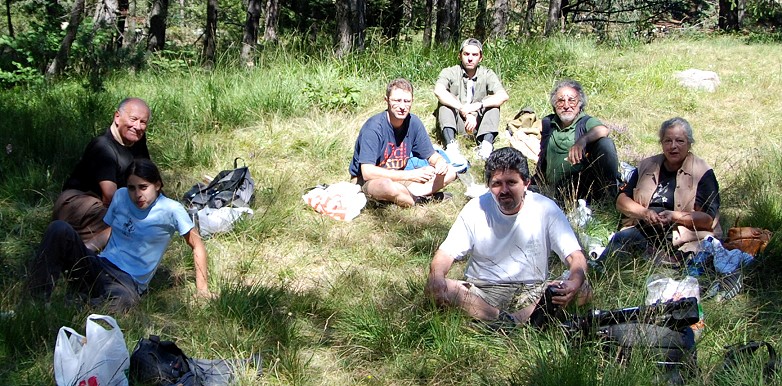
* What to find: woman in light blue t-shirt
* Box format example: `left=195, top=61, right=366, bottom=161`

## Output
left=29, top=159, right=211, bottom=311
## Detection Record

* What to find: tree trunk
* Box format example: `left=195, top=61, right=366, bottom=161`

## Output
left=122, top=0, right=137, bottom=47
left=5, top=0, right=13, bottom=38
left=335, top=0, right=365, bottom=57
left=382, top=0, right=403, bottom=41
left=718, top=0, right=744, bottom=31
left=93, top=0, right=120, bottom=49
left=335, top=0, right=351, bottom=55
left=450, top=0, right=460, bottom=44
left=544, top=0, right=561, bottom=36
left=93, top=0, right=118, bottom=28
left=354, top=0, right=365, bottom=51
left=115, top=0, right=128, bottom=48
left=435, top=0, right=447, bottom=45
left=147, top=0, right=169, bottom=51
left=738, top=0, right=746, bottom=26
left=474, top=0, right=487, bottom=41
left=46, top=0, right=85, bottom=77
left=240, top=0, right=261, bottom=64
left=202, top=0, right=217, bottom=66
left=423, top=0, right=433, bottom=47
left=262, top=0, right=279, bottom=42
left=521, top=0, right=536, bottom=36
left=490, top=0, right=509, bottom=39
left=435, top=0, right=459, bottom=46
left=403, top=0, right=412, bottom=30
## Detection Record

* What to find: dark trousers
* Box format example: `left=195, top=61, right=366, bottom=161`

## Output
left=436, top=105, right=500, bottom=143
left=556, top=137, right=620, bottom=203
left=28, top=220, right=141, bottom=312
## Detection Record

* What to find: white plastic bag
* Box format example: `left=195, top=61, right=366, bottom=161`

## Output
left=645, top=276, right=700, bottom=305
left=197, top=206, right=254, bottom=237
left=302, top=182, right=367, bottom=221
left=645, top=276, right=705, bottom=340
left=54, top=314, right=130, bottom=386
left=567, top=199, right=592, bottom=228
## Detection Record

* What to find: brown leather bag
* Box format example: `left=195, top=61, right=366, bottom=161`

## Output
left=723, top=227, right=773, bottom=256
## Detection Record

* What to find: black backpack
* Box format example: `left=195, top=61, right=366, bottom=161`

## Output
left=129, top=335, right=190, bottom=385
left=130, top=335, right=260, bottom=386
left=183, top=158, right=255, bottom=210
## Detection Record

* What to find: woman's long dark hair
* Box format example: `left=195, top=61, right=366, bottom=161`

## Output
left=125, top=158, right=165, bottom=193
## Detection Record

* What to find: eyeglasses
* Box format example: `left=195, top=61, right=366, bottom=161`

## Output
left=555, top=97, right=580, bottom=108
left=389, top=98, right=412, bottom=105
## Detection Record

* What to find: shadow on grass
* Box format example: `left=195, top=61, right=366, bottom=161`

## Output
left=362, top=204, right=453, bottom=262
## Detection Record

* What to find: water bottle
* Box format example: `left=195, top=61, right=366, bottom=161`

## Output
left=187, top=206, right=200, bottom=233
left=688, top=236, right=717, bottom=276
left=687, top=253, right=706, bottom=277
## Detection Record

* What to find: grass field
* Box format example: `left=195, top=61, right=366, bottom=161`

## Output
left=1, top=34, right=782, bottom=385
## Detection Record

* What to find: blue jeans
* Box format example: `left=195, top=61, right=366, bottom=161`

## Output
left=599, top=226, right=650, bottom=261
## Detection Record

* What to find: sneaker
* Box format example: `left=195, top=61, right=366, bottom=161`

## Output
left=486, top=310, right=518, bottom=332
left=718, top=270, right=743, bottom=301
left=414, top=192, right=453, bottom=205
left=477, top=140, right=493, bottom=160
left=444, top=143, right=469, bottom=169
left=430, top=192, right=453, bottom=203
left=703, top=270, right=743, bottom=301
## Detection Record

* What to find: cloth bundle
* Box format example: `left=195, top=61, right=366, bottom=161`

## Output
left=505, top=108, right=543, bottom=161
left=302, top=182, right=367, bottom=221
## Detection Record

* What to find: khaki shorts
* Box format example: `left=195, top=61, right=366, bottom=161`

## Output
left=461, top=279, right=548, bottom=312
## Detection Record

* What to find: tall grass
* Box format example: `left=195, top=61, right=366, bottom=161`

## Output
left=2, top=36, right=782, bottom=385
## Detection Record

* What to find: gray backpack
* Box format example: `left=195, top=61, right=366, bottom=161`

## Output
left=183, top=158, right=255, bottom=210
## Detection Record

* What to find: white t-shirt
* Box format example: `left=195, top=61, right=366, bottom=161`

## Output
left=439, top=190, right=581, bottom=284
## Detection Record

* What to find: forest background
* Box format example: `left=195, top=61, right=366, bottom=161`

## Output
left=2, top=0, right=782, bottom=384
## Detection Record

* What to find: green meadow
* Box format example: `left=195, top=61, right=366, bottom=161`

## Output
left=1, top=35, right=782, bottom=385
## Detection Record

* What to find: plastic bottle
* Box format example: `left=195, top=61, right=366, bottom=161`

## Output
left=569, top=199, right=592, bottom=228
left=187, top=206, right=200, bottom=233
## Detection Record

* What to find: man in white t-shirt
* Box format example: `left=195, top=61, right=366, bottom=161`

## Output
left=426, top=146, right=591, bottom=327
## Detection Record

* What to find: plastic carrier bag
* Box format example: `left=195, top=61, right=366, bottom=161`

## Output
left=197, top=206, right=254, bottom=237
left=54, top=314, right=130, bottom=386
left=646, top=275, right=705, bottom=340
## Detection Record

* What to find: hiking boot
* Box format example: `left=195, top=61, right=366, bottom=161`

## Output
left=477, top=140, right=493, bottom=160
left=444, top=143, right=469, bottom=169
left=587, top=258, right=606, bottom=276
